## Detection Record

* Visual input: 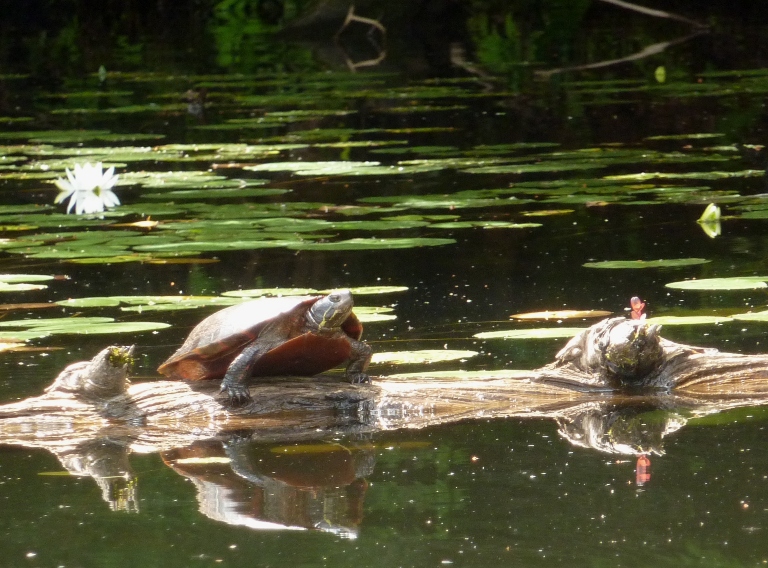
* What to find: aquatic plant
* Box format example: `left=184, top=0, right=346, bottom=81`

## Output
left=53, top=162, right=120, bottom=214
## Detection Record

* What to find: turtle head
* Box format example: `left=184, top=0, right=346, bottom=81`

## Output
left=308, top=290, right=355, bottom=330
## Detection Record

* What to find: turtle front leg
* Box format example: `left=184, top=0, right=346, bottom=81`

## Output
left=220, top=341, right=273, bottom=405
left=345, top=338, right=372, bottom=384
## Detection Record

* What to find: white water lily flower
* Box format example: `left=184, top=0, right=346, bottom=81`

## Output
left=54, top=162, right=120, bottom=215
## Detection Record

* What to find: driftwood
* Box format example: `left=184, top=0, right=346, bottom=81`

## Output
left=2, top=317, right=768, bottom=528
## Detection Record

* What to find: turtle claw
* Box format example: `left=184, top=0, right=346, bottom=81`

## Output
left=220, top=382, right=252, bottom=405
left=348, top=372, right=371, bottom=384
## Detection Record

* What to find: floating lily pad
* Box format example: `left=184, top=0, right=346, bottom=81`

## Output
left=731, top=311, right=768, bottom=322
left=584, top=258, right=711, bottom=269
left=17, top=247, right=131, bottom=260
left=120, top=302, right=237, bottom=313
left=646, top=133, right=724, bottom=141
left=221, top=288, right=320, bottom=298
left=430, top=221, right=542, bottom=229
left=0, top=330, right=52, bottom=341
left=0, top=316, right=112, bottom=328
left=646, top=315, right=733, bottom=325
left=246, top=161, right=380, bottom=174
left=145, top=258, right=221, bottom=265
left=474, top=327, right=586, bottom=339
left=45, top=321, right=171, bottom=334
left=355, top=312, right=397, bottom=323
left=665, top=277, right=768, bottom=291
left=245, top=161, right=444, bottom=176
left=371, top=350, right=478, bottom=365
left=510, top=310, right=612, bottom=320
left=342, top=286, right=409, bottom=295
left=0, top=283, right=48, bottom=292
left=288, top=238, right=456, bottom=251
left=327, top=220, right=430, bottom=231
left=133, top=240, right=302, bottom=253
left=142, top=187, right=288, bottom=200
left=521, top=209, right=575, bottom=217
left=359, top=189, right=531, bottom=210
left=63, top=255, right=158, bottom=265
left=57, top=296, right=240, bottom=310
left=0, top=316, right=170, bottom=335
left=604, top=170, right=764, bottom=181
left=0, top=129, right=111, bottom=143
left=465, top=161, right=607, bottom=175
left=0, top=274, right=54, bottom=283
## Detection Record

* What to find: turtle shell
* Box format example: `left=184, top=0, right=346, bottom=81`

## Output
left=158, top=295, right=363, bottom=382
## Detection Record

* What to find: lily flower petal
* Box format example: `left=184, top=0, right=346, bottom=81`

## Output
left=52, top=162, right=121, bottom=215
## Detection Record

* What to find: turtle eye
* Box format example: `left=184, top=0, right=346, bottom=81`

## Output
left=329, top=294, right=340, bottom=302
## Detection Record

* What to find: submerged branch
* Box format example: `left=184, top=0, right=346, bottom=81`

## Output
left=596, top=0, right=708, bottom=29
left=535, top=31, right=706, bottom=79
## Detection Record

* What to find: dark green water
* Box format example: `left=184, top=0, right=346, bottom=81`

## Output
left=1, top=2, right=768, bottom=566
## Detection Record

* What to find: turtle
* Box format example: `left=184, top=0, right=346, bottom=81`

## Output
left=157, top=290, right=372, bottom=403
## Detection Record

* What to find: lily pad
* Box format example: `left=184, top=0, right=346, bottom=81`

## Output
left=43, top=321, right=171, bottom=334
left=0, top=283, right=48, bottom=292
left=646, top=133, right=724, bottom=141
left=141, top=188, right=289, bottom=200
left=731, top=311, right=768, bottom=322
left=0, top=316, right=169, bottom=335
left=341, top=286, right=409, bottom=295
left=645, top=316, right=733, bottom=325
left=288, top=238, right=456, bottom=251
left=665, top=277, right=768, bottom=291
left=584, top=258, right=711, bottom=269
left=221, top=288, right=320, bottom=298
left=245, top=161, right=444, bottom=177
left=604, top=170, right=765, bottom=182
left=371, top=350, right=478, bottom=365
left=474, top=328, right=587, bottom=339
left=355, top=312, right=397, bottom=323
left=0, top=316, right=113, bottom=328
left=521, top=209, right=575, bottom=217
left=0, top=274, right=55, bottom=283
left=57, top=296, right=241, bottom=310
left=510, top=310, right=612, bottom=320
left=133, top=240, right=302, bottom=253
left=430, top=221, right=542, bottom=229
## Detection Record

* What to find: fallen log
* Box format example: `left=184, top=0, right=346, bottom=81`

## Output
left=1, top=317, right=768, bottom=513
left=2, top=317, right=768, bottom=449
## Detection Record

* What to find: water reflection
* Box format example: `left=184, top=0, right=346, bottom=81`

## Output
left=556, top=399, right=686, bottom=456
left=162, top=438, right=374, bottom=538
left=55, top=439, right=138, bottom=513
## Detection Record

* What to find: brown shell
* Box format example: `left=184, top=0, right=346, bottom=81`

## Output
left=158, top=295, right=362, bottom=381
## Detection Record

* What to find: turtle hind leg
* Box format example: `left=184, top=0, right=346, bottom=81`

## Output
left=345, top=338, right=372, bottom=384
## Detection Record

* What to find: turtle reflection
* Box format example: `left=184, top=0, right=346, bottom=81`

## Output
left=161, top=438, right=375, bottom=538
left=556, top=400, right=689, bottom=486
